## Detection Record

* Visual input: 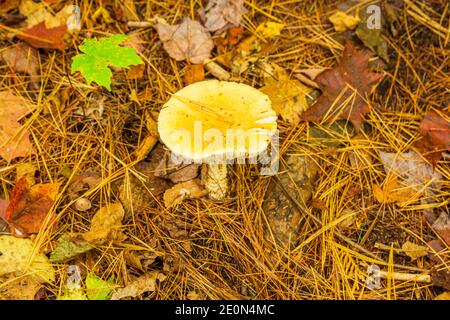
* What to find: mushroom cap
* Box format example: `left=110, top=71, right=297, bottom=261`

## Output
left=158, top=80, right=277, bottom=163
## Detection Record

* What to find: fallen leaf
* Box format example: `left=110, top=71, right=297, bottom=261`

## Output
left=227, top=26, right=244, bottom=46
left=329, top=11, right=360, bottom=31
left=0, top=0, right=17, bottom=15
left=154, top=151, right=200, bottom=183
left=111, top=271, right=166, bottom=300
left=74, top=93, right=106, bottom=120
left=263, top=153, right=318, bottom=247
left=0, top=235, right=55, bottom=283
left=203, top=0, right=248, bottom=32
left=134, top=135, right=158, bottom=162
left=154, top=17, right=214, bottom=64
left=82, top=203, right=125, bottom=243
left=183, top=64, right=205, bottom=86
left=1, top=43, right=40, bottom=85
left=49, top=236, right=94, bottom=263
left=355, top=7, right=389, bottom=62
left=434, top=292, right=450, bottom=300
left=260, top=63, right=313, bottom=125
left=300, top=41, right=384, bottom=131
left=4, top=176, right=60, bottom=237
left=431, top=269, right=450, bottom=291
left=432, top=212, right=450, bottom=246
left=0, top=91, right=36, bottom=162
left=415, top=109, right=450, bottom=166
left=378, top=150, right=443, bottom=196
left=163, top=179, right=208, bottom=208
left=0, top=274, right=41, bottom=300
left=17, top=22, right=67, bottom=50
left=402, top=241, right=428, bottom=261
left=119, top=157, right=169, bottom=214
left=15, top=162, right=37, bottom=184
left=86, top=273, right=114, bottom=300
left=57, top=287, right=87, bottom=300
left=255, top=21, right=285, bottom=38
left=71, top=34, right=144, bottom=90
left=373, top=174, right=416, bottom=205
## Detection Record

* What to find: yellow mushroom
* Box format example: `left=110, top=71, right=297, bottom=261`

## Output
left=158, top=80, right=277, bottom=201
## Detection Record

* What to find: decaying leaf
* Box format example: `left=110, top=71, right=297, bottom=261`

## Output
left=203, top=0, right=248, bottom=32
left=154, top=17, right=214, bottom=64
left=373, top=174, right=416, bottom=205
left=0, top=91, right=36, bottom=162
left=415, top=109, right=450, bottom=166
left=260, top=63, right=313, bottom=125
left=378, top=150, right=443, bottom=196
left=355, top=5, right=389, bottom=62
left=2, top=43, right=40, bottom=85
left=17, top=22, right=67, bottom=50
left=300, top=42, right=384, bottom=131
left=15, top=162, right=37, bottom=185
left=0, top=274, right=41, bottom=300
left=119, top=156, right=169, bottom=214
left=255, top=21, right=285, bottom=38
left=163, top=179, right=208, bottom=208
left=82, top=203, right=125, bottom=243
left=183, top=64, right=205, bottom=86
left=111, top=271, right=166, bottom=300
left=402, top=241, right=428, bottom=261
left=49, top=236, right=94, bottom=263
left=0, top=0, right=17, bottom=15
left=57, top=287, right=87, bottom=300
left=4, top=176, right=60, bottom=237
left=154, top=151, right=200, bottom=183
left=263, top=153, right=319, bottom=247
left=432, top=212, right=450, bottom=246
left=329, top=11, right=360, bottom=31
left=434, top=292, right=450, bottom=300
left=0, top=235, right=55, bottom=283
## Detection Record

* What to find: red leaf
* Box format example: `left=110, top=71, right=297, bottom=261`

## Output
left=300, top=42, right=384, bottom=131
left=17, top=22, right=67, bottom=50
left=4, top=176, right=60, bottom=237
left=415, top=109, right=450, bottom=166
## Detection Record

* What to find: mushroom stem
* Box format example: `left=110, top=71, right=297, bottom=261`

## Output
left=204, top=163, right=228, bottom=201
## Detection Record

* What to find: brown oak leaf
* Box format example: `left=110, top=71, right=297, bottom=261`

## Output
left=3, top=176, right=60, bottom=237
left=415, top=109, right=450, bottom=166
left=0, top=91, right=36, bottom=162
left=17, top=21, right=67, bottom=50
left=300, top=42, right=384, bottom=131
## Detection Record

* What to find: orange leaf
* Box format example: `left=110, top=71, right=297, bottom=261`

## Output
left=4, top=176, right=60, bottom=237
left=301, top=42, right=384, bottom=131
left=373, top=174, right=416, bottom=205
left=183, top=64, right=205, bottom=86
left=17, top=21, right=67, bottom=50
left=415, top=109, right=450, bottom=166
left=0, top=91, right=36, bottom=162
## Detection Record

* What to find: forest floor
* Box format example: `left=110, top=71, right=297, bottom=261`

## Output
left=0, top=0, right=449, bottom=300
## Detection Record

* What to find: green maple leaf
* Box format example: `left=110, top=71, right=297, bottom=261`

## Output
left=71, top=34, right=143, bottom=91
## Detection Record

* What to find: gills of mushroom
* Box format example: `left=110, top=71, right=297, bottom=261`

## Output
left=158, top=80, right=277, bottom=201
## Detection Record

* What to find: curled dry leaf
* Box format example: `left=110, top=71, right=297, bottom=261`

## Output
left=401, top=241, right=428, bottom=261
left=163, top=179, right=208, bottom=208
left=3, top=176, right=60, bottom=238
left=329, top=11, right=360, bottom=31
left=154, top=17, right=214, bottom=64
left=203, top=0, right=248, bottom=32
left=415, top=109, right=450, bottom=166
left=2, top=43, right=40, bottom=85
left=111, top=271, right=166, bottom=300
left=300, top=41, right=384, bottom=131
left=373, top=174, right=416, bottom=206
left=0, top=274, right=41, bottom=300
left=82, top=203, right=125, bottom=243
left=0, top=91, right=36, bottom=162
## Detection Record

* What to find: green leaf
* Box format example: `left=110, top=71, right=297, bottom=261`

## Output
left=71, top=34, right=143, bottom=91
left=85, top=273, right=114, bottom=300
left=49, top=237, right=93, bottom=263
